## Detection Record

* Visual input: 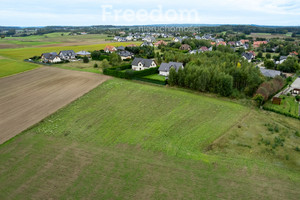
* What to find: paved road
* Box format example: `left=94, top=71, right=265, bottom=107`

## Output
left=0, top=67, right=110, bottom=144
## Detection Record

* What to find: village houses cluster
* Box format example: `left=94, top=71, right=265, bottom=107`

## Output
left=40, top=31, right=299, bottom=80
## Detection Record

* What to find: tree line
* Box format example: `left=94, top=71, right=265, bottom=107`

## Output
left=167, top=50, right=263, bottom=97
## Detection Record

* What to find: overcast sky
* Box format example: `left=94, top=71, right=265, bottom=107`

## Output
left=1, top=0, right=300, bottom=26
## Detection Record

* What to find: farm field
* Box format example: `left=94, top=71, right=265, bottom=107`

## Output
left=0, top=58, right=38, bottom=78
left=248, top=32, right=299, bottom=40
left=0, top=33, right=113, bottom=49
left=0, top=79, right=299, bottom=199
left=0, top=66, right=110, bottom=144
left=0, top=41, right=141, bottom=77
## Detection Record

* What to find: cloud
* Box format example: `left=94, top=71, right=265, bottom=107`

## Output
left=0, top=0, right=299, bottom=26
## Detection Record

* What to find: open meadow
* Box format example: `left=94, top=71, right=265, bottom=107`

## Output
left=0, top=79, right=299, bottom=199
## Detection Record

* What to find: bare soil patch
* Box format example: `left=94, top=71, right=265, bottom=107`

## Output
left=0, top=67, right=111, bottom=144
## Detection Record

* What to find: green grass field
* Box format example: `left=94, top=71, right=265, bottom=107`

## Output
left=143, top=74, right=166, bottom=81
left=264, top=95, right=299, bottom=118
left=0, top=79, right=299, bottom=199
left=0, top=42, right=141, bottom=77
left=0, top=58, right=38, bottom=77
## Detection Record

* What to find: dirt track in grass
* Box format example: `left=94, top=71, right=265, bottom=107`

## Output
left=0, top=66, right=111, bottom=144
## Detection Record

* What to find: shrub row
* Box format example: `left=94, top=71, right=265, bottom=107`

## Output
left=263, top=106, right=300, bottom=120
left=103, top=65, right=160, bottom=80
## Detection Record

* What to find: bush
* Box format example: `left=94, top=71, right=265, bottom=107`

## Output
left=94, top=63, right=98, bottom=68
left=83, top=56, right=89, bottom=63
left=255, top=76, right=285, bottom=101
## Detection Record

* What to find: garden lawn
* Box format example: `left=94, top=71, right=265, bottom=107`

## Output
left=264, top=95, right=299, bottom=118
left=143, top=74, right=166, bottom=81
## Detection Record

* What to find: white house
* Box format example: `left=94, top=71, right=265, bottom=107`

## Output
left=173, top=37, right=182, bottom=43
left=59, top=50, right=76, bottom=60
left=131, top=58, right=157, bottom=71
left=158, top=62, right=184, bottom=76
left=41, top=52, right=61, bottom=63
left=126, top=35, right=133, bottom=41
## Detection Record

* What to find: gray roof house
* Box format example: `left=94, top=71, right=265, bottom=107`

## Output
left=59, top=50, right=76, bottom=60
left=140, top=42, right=154, bottom=47
left=118, top=50, right=134, bottom=60
left=76, top=51, right=91, bottom=56
left=242, top=52, right=255, bottom=62
left=131, top=58, right=157, bottom=71
left=41, top=52, right=61, bottom=63
left=116, top=46, right=125, bottom=51
left=159, top=62, right=184, bottom=76
left=259, top=67, right=281, bottom=78
left=276, top=56, right=288, bottom=65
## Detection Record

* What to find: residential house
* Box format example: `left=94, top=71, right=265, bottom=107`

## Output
left=59, top=50, right=76, bottom=60
left=173, top=37, right=182, bottom=43
left=126, top=44, right=137, bottom=48
left=114, top=36, right=121, bottom=41
left=215, top=38, right=224, bottom=43
left=131, top=58, right=157, bottom=71
left=242, top=44, right=249, bottom=50
left=141, top=42, right=154, bottom=47
left=259, top=67, right=281, bottom=78
left=240, top=40, right=249, bottom=44
left=143, top=36, right=156, bottom=43
left=217, top=41, right=226, bottom=46
left=227, top=41, right=236, bottom=46
left=276, top=56, right=288, bottom=64
left=76, top=51, right=91, bottom=57
left=114, top=36, right=127, bottom=42
left=200, top=46, right=209, bottom=52
left=189, top=49, right=202, bottom=54
left=242, top=52, right=255, bottom=62
left=253, top=41, right=268, bottom=48
left=158, top=62, right=184, bottom=76
left=202, top=34, right=214, bottom=40
left=154, top=40, right=167, bottom=47
left=118, top=51, right=134, bottom=60
left=195, top=35, right=202, bottom=40
left=289, top=51, right=299, bottom=56
left=126, top=35, right=133, bottom=41
left=116, top=46, right=125, bottom=51
left=41, top=52, right=61, bottom=63
left=104, top=45, right=117, bottom=53
left=179, top=44, right=191, bottom=51
left=235, top=41, right=243, bottom=47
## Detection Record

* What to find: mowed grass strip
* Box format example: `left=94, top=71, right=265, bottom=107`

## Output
left=32, top=79, right=248, bottom=159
